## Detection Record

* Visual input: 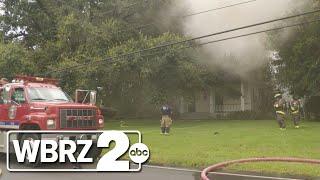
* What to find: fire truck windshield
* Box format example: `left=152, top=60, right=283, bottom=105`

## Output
left=27, top=87, right=73, bottom=102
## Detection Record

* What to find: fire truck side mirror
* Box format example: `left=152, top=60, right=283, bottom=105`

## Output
left=75, top=89, right=97, bottom=105
left=90, top=91, right=97, bottom=105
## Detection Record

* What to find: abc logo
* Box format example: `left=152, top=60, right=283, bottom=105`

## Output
left=130, top=148, right=148, bottom=156
left=129, top=143, right=150, bottom=164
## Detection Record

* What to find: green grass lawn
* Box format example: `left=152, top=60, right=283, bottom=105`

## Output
left=104, top=119, right=320, bottom=177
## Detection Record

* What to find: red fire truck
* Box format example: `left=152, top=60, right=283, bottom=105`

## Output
left=0, top=75, right=104, bottom=163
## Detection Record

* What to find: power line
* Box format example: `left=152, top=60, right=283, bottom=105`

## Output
left=157, top=18, right=320, bottom=53
left=183, top=0, right=258, bottom=17
left=46, top=9, right=320, bottom=75
left=44, top=9, right=320, bottom=75
left=51, top=18, right=320, bottom=75
left=112, top=18, right=320, bottom=62
left=55, top=18, right=320, bottom=79
left=116, top=0, right=260, bottom=34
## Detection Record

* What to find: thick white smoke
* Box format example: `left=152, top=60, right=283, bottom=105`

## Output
left=170, top=0, right=308, bottom=77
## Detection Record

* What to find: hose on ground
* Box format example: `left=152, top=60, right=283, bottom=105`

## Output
left=201, top=157, right=320, bottom=180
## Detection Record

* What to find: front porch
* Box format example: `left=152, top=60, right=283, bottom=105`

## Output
left=177, top=80, right=262, bottom=119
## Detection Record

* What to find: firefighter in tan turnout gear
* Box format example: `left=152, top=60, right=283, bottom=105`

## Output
left=289, top=95, right=301, bottom=129
left=274, top=93, right=287, bottom=130
left=160, top=104, right=173, bottom=135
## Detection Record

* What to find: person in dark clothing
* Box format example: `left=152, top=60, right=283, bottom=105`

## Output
left=289, top=95, right=301, bottom=128
left=160, top=104, right=173, bottom=135
left=274, top=93, right=287, bottom=130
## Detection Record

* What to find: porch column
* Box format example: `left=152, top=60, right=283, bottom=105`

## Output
left=179, top=96, right=185, bottom=114
left=209, top=88, right=215, bottom=113
left=240, top=81, right=245, bottom=111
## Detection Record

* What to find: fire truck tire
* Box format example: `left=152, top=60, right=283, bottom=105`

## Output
left=19, top=133, right=41, bottom=167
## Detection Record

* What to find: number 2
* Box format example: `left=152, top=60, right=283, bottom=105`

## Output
left=96, top=131, right=130, bottom=171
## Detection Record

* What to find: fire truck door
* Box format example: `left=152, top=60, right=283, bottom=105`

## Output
left=10, top=87, right=28, bottom=125
left=0, top=85, right=19, bottom=129
left=0, top=88, right=5, bottom=120
left=0, top=88, right=5, bottom=151
left=0, top=88, right=7, bottom=129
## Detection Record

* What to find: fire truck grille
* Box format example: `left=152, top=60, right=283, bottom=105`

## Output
left=60, top=109, right=97, bottom=129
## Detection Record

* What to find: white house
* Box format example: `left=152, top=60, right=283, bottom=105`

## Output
left=177, top=77, right=266, bottom=119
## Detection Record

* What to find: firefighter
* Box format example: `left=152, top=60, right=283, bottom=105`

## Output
left=274, top=93, right=287, bottom=130
left=160, top=104, right=173, bottom=135
left=290, top=95, right=301, bottom=128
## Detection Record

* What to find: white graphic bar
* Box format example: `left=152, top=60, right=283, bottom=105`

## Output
left=7, top=130, right=142, bottom=172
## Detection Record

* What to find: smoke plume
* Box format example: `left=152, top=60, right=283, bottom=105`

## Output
left=167, top=0, right=308, bottom=77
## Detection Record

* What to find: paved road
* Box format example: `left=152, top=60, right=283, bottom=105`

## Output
left=0, top=156, right=305, bottom=180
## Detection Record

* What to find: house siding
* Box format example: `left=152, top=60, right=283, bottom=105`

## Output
left=179, top=79, right=265, bottom=119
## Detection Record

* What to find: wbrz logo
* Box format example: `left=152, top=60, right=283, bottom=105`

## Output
left=8, top=131, right=149, bottom=172
left=13, top=139, right=93, bottom=163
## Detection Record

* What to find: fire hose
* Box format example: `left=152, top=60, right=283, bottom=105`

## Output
left=201, top=157, right=320, bottom=180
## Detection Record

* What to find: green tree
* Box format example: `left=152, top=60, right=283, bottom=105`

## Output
left=0, top=43, right=33, bottom=78
left=0, top=0, right=220, bottom=116
left=269, top=1, right=320, bottom=97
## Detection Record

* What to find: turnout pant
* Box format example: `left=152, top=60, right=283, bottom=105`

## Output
left=292, top=114, right=300, bottom=126
left=276, top=113, right=286, bottom=128
left=160, top=115, right=172, bottom=133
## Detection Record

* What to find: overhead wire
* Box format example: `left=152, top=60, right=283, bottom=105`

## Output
left=112, top=18, right=320, bottom=63
left=43, top=10, right=320, bottom=76
left=116, top=0, right=260, bottom=34
left=182, top=0, right=258, bottom=17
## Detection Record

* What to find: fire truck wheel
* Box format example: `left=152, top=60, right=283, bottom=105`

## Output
left=19, top=133, right=41, bottom=167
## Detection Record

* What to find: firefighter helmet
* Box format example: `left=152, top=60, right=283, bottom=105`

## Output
left=274, top=93, right=282, bottom=98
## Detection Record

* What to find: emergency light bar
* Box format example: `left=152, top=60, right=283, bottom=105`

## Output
left=14, top=75, right=59, bottom=85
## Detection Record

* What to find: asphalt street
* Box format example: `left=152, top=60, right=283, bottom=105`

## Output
left=0, top=155, right=307, bottom=180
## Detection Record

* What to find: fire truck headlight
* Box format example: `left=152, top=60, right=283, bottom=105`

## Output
left=47, top=119, right=56, bottom=129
